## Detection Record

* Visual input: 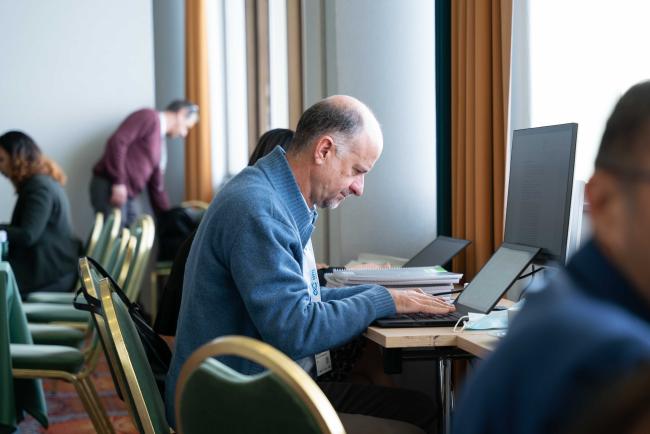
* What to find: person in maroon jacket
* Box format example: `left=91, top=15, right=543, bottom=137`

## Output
left=90, top=100, right=199, bottom=225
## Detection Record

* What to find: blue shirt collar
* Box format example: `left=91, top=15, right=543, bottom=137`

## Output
left=567, top=238, right=650, bottom=324
left=256, top=147, right=317, bottom=247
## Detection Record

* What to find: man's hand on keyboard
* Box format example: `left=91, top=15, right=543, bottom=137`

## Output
left=387, top=288, right=456, bottom=314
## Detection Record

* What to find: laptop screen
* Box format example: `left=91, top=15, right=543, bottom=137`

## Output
left=404, top=236, right=471, bottom=268
left=455, top=243, right=540, bottom=313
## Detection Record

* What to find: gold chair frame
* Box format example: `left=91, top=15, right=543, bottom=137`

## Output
left=98, top=275, right=168, bottom=434
left=125, top=215, right=155, bottom=302
left=175, top=336, right=345, bottom=434
left=79, top=256, right=142, bottom=432
left=86, top=212, right=104, bottom=257
left=100, top=209, right=122, bottom=266
left=12, top=365, right=114, bottom=434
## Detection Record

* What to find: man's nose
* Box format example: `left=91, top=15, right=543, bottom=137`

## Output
left=350, top=175, right=364, bottom=196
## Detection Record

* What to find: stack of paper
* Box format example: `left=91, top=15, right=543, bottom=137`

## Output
left=344, top=253, right=409, bottom=269
left=324, top=266, right=462, bottom=295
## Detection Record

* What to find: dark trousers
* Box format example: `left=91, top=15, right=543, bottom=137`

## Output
left=318, top=381, right=438, bottom=434
left=89, top=175, right=140, bottom=227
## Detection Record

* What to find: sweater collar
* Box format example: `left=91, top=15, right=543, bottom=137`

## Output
left=257, top=147, right=317, bottom=247
left=567, top=239, right=650, bottom=324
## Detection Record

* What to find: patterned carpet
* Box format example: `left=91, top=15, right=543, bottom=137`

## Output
left=18, top=354, right=137, bottom=433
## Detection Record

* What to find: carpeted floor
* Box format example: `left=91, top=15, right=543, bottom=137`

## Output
left=18, top=354, right=137, bottom=433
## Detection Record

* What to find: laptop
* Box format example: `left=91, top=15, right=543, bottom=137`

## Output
left=403, top=236, right=471, bottom=268
left=374, top=243, right=540, bottom=327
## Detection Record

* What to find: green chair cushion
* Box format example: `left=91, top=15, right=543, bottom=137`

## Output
left=22, top=303, right=89, bottom=323
left=179, top=359, right=321, bottom=434
left=25, top=292, right=76, bottom=304
left=28, top=323, right=85, bottom=347
left=11, top=343, right=85, bottom=373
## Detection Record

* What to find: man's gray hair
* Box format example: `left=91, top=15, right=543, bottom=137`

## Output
left=286, top=99, right=364, bottom=155
left=165, top=99, right=199, bottom=118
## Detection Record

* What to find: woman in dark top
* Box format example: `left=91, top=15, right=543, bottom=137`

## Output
left=0, top=131, right=82, bottom=297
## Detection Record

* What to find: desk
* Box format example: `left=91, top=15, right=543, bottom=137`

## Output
left=0, top=262, right=48, bottom=431
left=366, top=325, right=503, bottom=434
left=366, top=326, right=500, bottom=357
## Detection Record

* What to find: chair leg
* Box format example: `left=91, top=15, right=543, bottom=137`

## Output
left=83, top=376, right=116, bottom=434
left=84, top=377, right=116, bottom=434
left=73, top=377, right=115, bottom=434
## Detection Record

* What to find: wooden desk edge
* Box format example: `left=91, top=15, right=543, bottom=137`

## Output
left=365, top=326, right=501, bottom=358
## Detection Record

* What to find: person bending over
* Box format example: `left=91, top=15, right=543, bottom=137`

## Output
left=90, top=100, right=199, bottom=226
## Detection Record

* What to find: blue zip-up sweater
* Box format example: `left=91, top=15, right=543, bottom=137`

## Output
left=166, top=147, right=396, bottom=423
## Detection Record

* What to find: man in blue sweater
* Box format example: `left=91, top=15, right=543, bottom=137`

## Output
left=452, top=81, right=650, bottom=434
left=167, top=95, right=454, bottom=432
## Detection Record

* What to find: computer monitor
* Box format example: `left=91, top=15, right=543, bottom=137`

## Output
left=504, top=123, right=578, bottom=264
left=403, top=236, right=470, bottom=268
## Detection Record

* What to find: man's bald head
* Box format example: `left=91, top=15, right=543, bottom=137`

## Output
left=286, top=95, right=382, bottom=156
left=284, top=95, right=383, bottom=209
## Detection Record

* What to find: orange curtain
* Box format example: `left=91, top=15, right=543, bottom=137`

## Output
left=185, top=0, right=213, bottom=203
left=451, top=0, right=513, bottom=279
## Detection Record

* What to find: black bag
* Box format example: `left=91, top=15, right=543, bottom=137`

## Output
left=157, top=206, right=205, bottom=261
left=73, top=256, right=171, bottom=401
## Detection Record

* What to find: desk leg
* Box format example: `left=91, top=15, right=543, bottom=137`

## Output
left=439, top=358, right=452, bottom=434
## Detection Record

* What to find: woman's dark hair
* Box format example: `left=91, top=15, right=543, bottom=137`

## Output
left=0, top=130, right=67, bottom=186
left=248, top=128, right=295, bottom=166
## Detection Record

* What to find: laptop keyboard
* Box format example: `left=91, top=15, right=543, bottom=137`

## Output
left=374, top=311, right=464, bottom=327
left=395, top=312, right=463, bottom=321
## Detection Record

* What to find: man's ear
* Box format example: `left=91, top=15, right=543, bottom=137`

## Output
left=587, top=170, right=625, bottom=247
left=586, top=171, right=616, bottom=216
left=313, top=136, right=334, bottom=165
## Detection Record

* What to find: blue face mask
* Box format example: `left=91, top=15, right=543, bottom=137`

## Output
left=454, top=300, right=526, bottom=331
left=463, top=310, right=509, bottom=330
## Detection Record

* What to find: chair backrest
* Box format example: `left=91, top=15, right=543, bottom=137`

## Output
left=86, top=212, right=104, bottom=257
left=76, top=227, right=135, bottom=374
left=123, top=215, right=155, bottom=301
left=92, top=208, right=122, bottom=266
left=175, top=336, right=345, bottom=434
left=79, top=257, right=137, bottom=418
left=98, top=275, right=169, bottom=434
left=116, top=234, right=138, bottom=289
left=79, top=258, right=126, bottom=378
left=105, top=228, right=130, bottom=276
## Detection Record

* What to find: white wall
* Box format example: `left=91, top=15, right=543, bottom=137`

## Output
left=304, top=0, right=437, bottom=265
left=0, top=1, right=155, bottom=237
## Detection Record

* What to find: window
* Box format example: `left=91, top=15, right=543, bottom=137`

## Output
left=206, top=0, right=294, bottom=189
left=510, top=0, right=650, bottom=181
